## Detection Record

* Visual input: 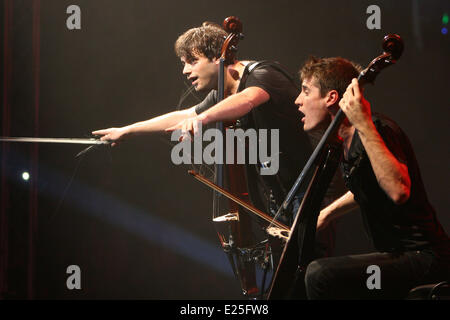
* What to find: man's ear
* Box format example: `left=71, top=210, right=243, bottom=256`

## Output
left=326, top=90, right=340, bottom=115
left=325, top=90, right=339, bottom=107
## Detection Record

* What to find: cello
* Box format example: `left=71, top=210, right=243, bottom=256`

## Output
left=267, top=34, right=404, bottom=299
left=210, top=16, right=260, bottom=297
left=190, top=16, right=288, bottom=298
left=192, top=16, right=293, bottom=297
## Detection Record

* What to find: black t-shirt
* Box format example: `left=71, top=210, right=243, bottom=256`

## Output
left=195, top=61, right=313, bottom=217
left=342, top=113, right=450, bottom=262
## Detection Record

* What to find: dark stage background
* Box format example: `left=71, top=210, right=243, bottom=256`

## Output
left=1, top=0, right=449, bottom=299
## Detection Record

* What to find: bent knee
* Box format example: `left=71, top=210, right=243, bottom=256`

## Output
left=304, top=258, right=338, bottom=299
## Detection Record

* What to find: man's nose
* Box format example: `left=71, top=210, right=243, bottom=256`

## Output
left=295, top=94, right=303, bottom=107
left=182, top=64, right=191, bottom=75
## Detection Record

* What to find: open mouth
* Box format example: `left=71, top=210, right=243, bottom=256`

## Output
left=189, top=76, right=198, bottom=85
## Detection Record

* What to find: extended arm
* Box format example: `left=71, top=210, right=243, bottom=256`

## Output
left=166, top=86, right=270, bottom=134
left=92, top=106, right=197, bottom=145
left=198, top=87, right=269, bottom=124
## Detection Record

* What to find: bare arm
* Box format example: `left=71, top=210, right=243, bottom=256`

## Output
left=317, top=191, right=358, bottom=230
left=166, top=87, right=270, bottom=134
left=92, top=106, right=197, bottom=145
left=122, top=107, right=197, bottom=134
left=198, top=87, right=270, bottom=124
left=339, top=79, right=411, bottom=204
left=356, top=121, right=411, bottom=204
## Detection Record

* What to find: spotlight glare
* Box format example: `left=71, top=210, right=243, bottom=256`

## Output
left=22, top=171, right=30, bottom=181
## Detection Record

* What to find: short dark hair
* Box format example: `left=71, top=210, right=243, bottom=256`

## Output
left=299, top=57, right=362, bottom=98
left=174, top=22, right=228, bottom=63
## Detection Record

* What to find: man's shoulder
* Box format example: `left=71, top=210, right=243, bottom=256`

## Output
left=372, top=112, right=405, bottom=136
left=242, top=60, right=297, bottom=91
left=246, top=60, right=292, bottom=75
left=372, top=112, right=414, bottom=161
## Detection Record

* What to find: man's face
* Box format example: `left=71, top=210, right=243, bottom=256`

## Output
left=295, top=77, right=331, bottom=131
left=181, top=53, right=218, bottom=92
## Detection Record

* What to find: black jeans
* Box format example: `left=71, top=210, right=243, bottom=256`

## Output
left=304, top=249, right=448, bottom=299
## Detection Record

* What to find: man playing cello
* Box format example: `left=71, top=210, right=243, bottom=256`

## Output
left=295, top=56, right=450, bottom=299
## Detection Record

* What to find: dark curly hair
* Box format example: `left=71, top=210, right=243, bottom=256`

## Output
left=174, top=22, right=228, bottom=63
